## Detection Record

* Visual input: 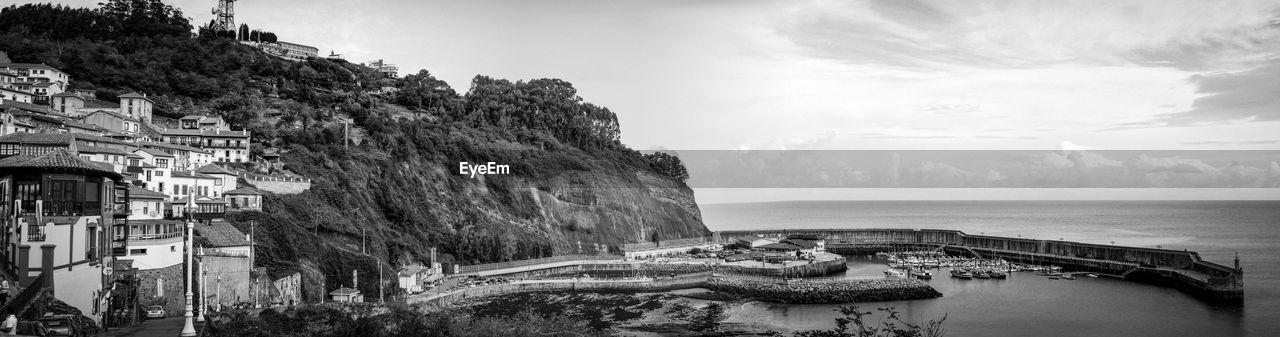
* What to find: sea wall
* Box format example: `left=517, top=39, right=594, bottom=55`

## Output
left=706, top=277, right=941, bottom=304
left=411, top=273, right=713, bottom=310
left=718, top=229, right=1244, bottom=302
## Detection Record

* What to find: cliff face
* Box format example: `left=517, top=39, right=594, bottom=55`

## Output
left=231, top=129, right=708, bottom=301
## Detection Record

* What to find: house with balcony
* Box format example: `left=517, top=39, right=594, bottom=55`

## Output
left=126, top=186, right=166, bottom=220
left=139, top=142, right=213, bottom=171
left=170, top=170, right=220, bottom=201
left=0, top=149, right=127, bottom=322
left=129, top=148, right=174, bottom=196
left=169, top=195, right=226, bottom=220
left=119, top=217, right=186, bottom=317
left=76, top=145, right=131, bottom=173
left=80, top=110, right=157, bottom=142
left=160, top=128, right=251, bottom=163
left=196, top=164, right=237, bottom=197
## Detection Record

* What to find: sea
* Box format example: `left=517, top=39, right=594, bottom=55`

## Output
left=700, top=200, right=1280, bottom=337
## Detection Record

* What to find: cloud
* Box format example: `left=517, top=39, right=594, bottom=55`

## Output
left=777, top=0, right=1280, bottom=70
left=1152, top=59, right=1280, bottom=125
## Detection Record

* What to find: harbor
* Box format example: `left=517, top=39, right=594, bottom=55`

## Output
left=718, top=228, right=1245, bottom=302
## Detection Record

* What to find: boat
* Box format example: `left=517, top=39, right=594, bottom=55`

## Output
left=950, top=269, right=973, bottom=279
left=1060, top=273, right=1076, bottom=280
left=988, top=271, right=1007, bottom=279
left=1085, top=273, right=1099, bottom=278
left=911, top=270, right=933, bottom=280
left=884, top=268, right=907, bottom=278
left=973, top=270, right=991, bottom=279
left=1047, top=274, right=1060, bottom=280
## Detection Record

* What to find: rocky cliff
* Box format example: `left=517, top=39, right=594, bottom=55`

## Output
left=229, top=124, right=708, bottom=301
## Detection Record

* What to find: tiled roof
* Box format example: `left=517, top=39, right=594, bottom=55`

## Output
left=0, top=149, right=122, bottom=179
left=134, top=147, right=174, bottom=157
left=757, top=242, right=802, bottom=251
left=171, top=170, right=216, bottom=179
left=83, top=100, right=119, bottom=109
left=0, top=100, right=52, bottom=113
left=51, top=92, right=79, bottom=98
left=117, top=92, right=152, bottom=101
left=73, top=133, right=129, bottom=145
left=195, top=221, right=250, bottom=247
left=127, top=186, right=168, bottom=200
left=78, top=144, right=132, bottom=156
left=172, top=195, right=224, bottom=204
left=223, top=187, right=263, bottom=195
left=84, top=109, right=140, bottom=123
left=141, top=141, right=211, bottom=154
left=196, top=164, right=234, bottom=175
left=785, top=239, right=818, bottom=249
left=0, top=63, right=61, bottom=71
left=0, top=132, right=73, bottom=145
left=179, top=115, right=204, bottom=121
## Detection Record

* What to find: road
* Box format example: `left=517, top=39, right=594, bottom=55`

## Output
left=97, top=317, right=205, bottom=337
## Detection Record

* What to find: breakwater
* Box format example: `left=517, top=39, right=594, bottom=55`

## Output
left=706, top=277, right=941, bottom=304
left=460, top=256, right=849, bottom=279
left=718, top=229, right=1244, bottom=302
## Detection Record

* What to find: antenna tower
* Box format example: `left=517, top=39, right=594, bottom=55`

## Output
left=211, top=0, right=237, bottom=31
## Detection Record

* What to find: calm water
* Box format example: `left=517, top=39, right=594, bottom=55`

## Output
left=701, top=200, right=1280, bottom=337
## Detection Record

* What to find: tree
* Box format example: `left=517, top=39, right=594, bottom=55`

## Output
left=238, top=23, right=249, bottom=41
left=793, top=305, right=947, bottom=337
left=644, top=152, right=689, bottom=182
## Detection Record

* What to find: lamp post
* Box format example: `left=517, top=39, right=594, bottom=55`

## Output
left=197, top=245, right=205, bottom=322
left=180, top=192, right=197, bottom=336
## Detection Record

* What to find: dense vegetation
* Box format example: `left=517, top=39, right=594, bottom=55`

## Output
left=203, top=305, right=609, bottom=337
left=2, top=1, right=700, bottom=301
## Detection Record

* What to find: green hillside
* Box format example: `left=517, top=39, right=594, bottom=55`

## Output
left=1, top=1, right=708, bottom=301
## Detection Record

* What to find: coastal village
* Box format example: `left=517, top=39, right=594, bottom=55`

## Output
left=0, top=1, right=1257, bottom=336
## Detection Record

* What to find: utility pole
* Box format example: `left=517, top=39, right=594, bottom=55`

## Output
left=361, top=228, right=365, bottom=254
left=378, top=260, right=384, bottom=303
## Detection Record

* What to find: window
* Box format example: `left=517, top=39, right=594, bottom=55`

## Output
left=156, top=278, right=164, bottom=297
left=172, top=185, right=178, bottom=195
left=142, top=205, right=148, bottom=215
left=130, top=248, right=147, bottom=255
left=155, top=171, right=164, bottom=177
left=85, top=182, right=100, bottom=203
left=171, top=246, right=176, bottom=252
left=157, top=159, right=168, bottom=169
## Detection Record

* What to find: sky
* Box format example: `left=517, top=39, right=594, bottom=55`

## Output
left=37, top=0, right=1280, bottom=201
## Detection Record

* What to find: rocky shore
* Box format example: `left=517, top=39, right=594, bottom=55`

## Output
left=706, top=278, right=942, bottom=304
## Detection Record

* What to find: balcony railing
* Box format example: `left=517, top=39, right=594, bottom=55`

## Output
left=42, top=201, right=101, bottom=216
left=127, top=232, right=183, bottom=241
left=28, top=233, right=46, bottom=242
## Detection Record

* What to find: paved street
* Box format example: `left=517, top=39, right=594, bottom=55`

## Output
left=98, top=317, right=205, bottom=337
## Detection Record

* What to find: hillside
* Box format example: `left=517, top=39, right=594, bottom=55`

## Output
left=0, top=1, right=709, bottom=301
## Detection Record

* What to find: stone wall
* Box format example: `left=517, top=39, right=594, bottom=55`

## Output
left=135, top=264, right=184, bottom=317
left=202, top=255, right=252, bottom=309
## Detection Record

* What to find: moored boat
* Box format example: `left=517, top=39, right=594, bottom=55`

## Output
left=1060, top=273, right=1076, bottom=280
left=950, top=269, right=973, bottom=279
left=884, top=268, right=907, bottom=278
left=974, top=270, right=991, bottom=279
left=911, top=270, right=933, bottom=280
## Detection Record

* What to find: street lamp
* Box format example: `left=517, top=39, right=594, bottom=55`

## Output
left=180, top=193, right=197, bottom=336
left=197, top=245, right=205, bottom=322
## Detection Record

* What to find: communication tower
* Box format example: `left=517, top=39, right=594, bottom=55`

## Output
left=211, top=0, right=237, bottom=31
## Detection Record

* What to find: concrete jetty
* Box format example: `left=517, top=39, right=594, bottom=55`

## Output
left=717, top=229, right=1244, bottom=303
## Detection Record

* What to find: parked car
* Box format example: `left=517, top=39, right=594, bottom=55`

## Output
left=35, top=315, right=76, bottom=337
left=145, top=305, right=166, bottom=319
left=16, top=321, right=51, bottom=336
